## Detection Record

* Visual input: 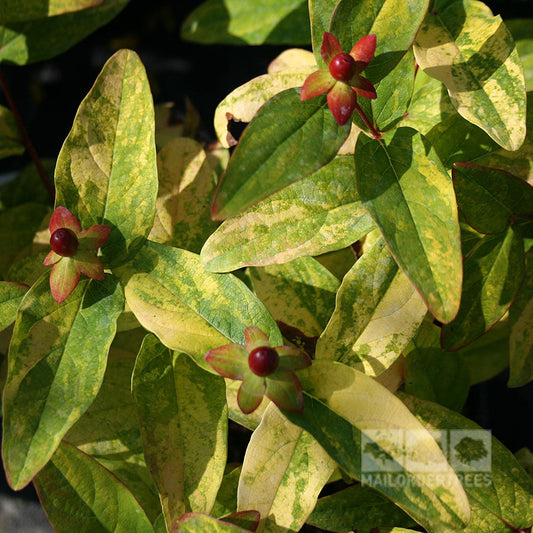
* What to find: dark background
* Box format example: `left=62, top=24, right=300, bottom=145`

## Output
left=0, top=0, right=532, bottom=524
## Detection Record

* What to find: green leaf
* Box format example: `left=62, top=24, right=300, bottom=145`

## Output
left=181, top=0, right=310, bottom=45
left=0, top=0, right=129, bottom=65
left=33, top=441, right=155, bottom=533
left=211, top=89, right=351, bottom=220
left=2, top=274, right=124, bottom=490
left=316, top=237, right=427, bottom=376
left=132, top=335, right=227, bottom=530
left=404, top=321, right=470, bottom=411
left=352, top=49, right=416, bottom=134
left=355, top=127, right=462, bottom=324
left=414, top=1, right=527, bottom=151
left=66, top=344, right=160, bottom=522
left=507, top=19, right=533, bottom=92
left=249, top=257, right=339, bottom=338
left=0, top=104, right=23, bottom=159
left=282, top=360, right=471, bottom=531
left=330, top=0, right=429, bottom=82
left=149, top=137, right=218, bottom=254
left=238, top=403, right=335, bottom=533
left=307, top=484, right=417, bottom=533
left=211, top=465, right=241, bottom=519
left=442, top=226, right=525, bottom=351
left=509, top=248, right=533, bottom=387
left=117, top=240, right=282, bottom=369
left=452, top=163, right=533, bottom=235
left=176, top=513, right=252, bottom=533
left=0, top=281, right=27, bottom=331
left=201, top=156, right=375, bottom=272
left=308, top=0, right=338, bottom=66
left=399, top=393, right=533, bottom=533
left=0, top=203, right=49, bottom=278
left=55, top=49, right=157, bottom=267
left=0, top=0, right=102, bottom=23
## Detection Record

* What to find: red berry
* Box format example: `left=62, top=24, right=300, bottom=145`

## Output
left=248, top=346, right=279, bottom=377
left=329, top=53, right=357, bottom=82
left=50, top=228, right=79, bottom=257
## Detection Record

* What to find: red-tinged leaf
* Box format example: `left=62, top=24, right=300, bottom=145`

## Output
left=49, top=258, right=80, bottom=303
left=350, top=75, right=377, bottom=99
left=75, top=251, right=105, bottom=280
left=245, top=327, right=270, bottom=352
left=238, top=373, right=266, bottom=414
left=277, top=349, right=312, bottom=371
left=49, top=206, right=81, bottom=234
left=78, top=224, right=111, bottom=250
left=327, top=82, right=357, bottom=125
left=220, top=510, right=261, bottom=532
left=43, top=250, right=61, bottom=266
left=206, top=344, right=249, bottom=379
left=300, top=68, right=335, bottom=100
left=350, top=34, right=377, bottom=69
left=266, top=371, right=304, bottom=412
left=321, top=32, right=343, bottom=65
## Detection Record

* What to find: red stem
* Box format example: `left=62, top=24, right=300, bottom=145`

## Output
left=354, top=101, right=381, bottom=140
left=0, top=67, right=55, bottom=202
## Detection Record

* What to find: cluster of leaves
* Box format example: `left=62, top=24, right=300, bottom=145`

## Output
left=0, top=1, right=533, bottom=532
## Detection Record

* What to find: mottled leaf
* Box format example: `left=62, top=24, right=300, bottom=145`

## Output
left=214, top=68, right=315, bottom=148
left=181, top=0, right=310, bottom=45
left=202, top=156, right=375, bottom=272
left=399, top=393, right=533, bottom=533
left=316, top=237, right=427, bottom=376
left=2, top=274, right=124, bottom=490
left=452, top=163, right=533, bottom=235
left=132, top=335, right=227, bottom=530
left=509, top=248, right=533, bottom=387
left=55, top=49, right=157, bottom=267
left=211, top=89, right=351, bottom=220
left=176, top=513, right=252, bottom=533
left=355, top=128, right=462, bottom=324
left=149, top=137, right=218, bottom=253
left=507, top=19, right=533, bottom=92
left=307, top=484, right=417, bottom=533
left=238, top=403, right=335, bottom=533
left=34, top=441, right=155, bottom=533
left=118, top=240, right=282, bottom=369
left=0, top=281, right=27, bottom=331
left=249, top=257, right=338, bottom=338
left=282, top=360, right=471, bottom=531
left=414, top=1, right=526, bottom=151
left=442, top=226, right=525, bottom=351
left=0, top=0, right=129, bottom=65
left=211, top=465, right=241, bottom=519
left=330, top=0, right=429, bottom=82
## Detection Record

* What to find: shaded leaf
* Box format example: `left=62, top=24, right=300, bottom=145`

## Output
left=181, top=0, right=310, bottom=45
left=249, top=257, right=339, bottom=338
left=202, top=156, right=375, bottom=272
left=399, top=393, right=533, bottom=533
left=330, top=0, right=429, bottom=82
left=149, top=137, right=218, bottom=253
left=211, top=465, right=241, bottom=519
left=414, top=1, right=526, bottom=151
left=355, top=127, right=462, bottom=324
left=55, top=49, right=157, bottom=267
left=175, top=513, right=252, bottom=533
left=0, top=0, right=102, bottom=23
left=442, top=226, right=525, bottom=351
left=118, top=240, right=282, bottom=369
left=507, top=19, right=533, bottom=92
left=34, top=441, right=155, bottom=533
left=452, top=163, right=533, bottom=235
left=282, top=360, right=471, bottom=531
left=308, top=0, right=339, bottom=67
left=211, top=88, right=351, bottom=220
left=238, top=403, right=336, bottom=533
left=0, top=281, right=27, bottom=331
left=0, top=0, right=129, bottom=65
left=2, top=274, right=124, bottom=490
left=132, top=335, right=227, bottom=530
left=316, top=237, right=427, bottom=376
left=0, top=104, right=23, bottom=159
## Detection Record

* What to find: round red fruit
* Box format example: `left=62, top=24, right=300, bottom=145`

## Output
left=248, top=346, right=279, bottom=377
left=50, top=228, right=79, bottom=257
left=329, top=53, right=357, bottom=82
